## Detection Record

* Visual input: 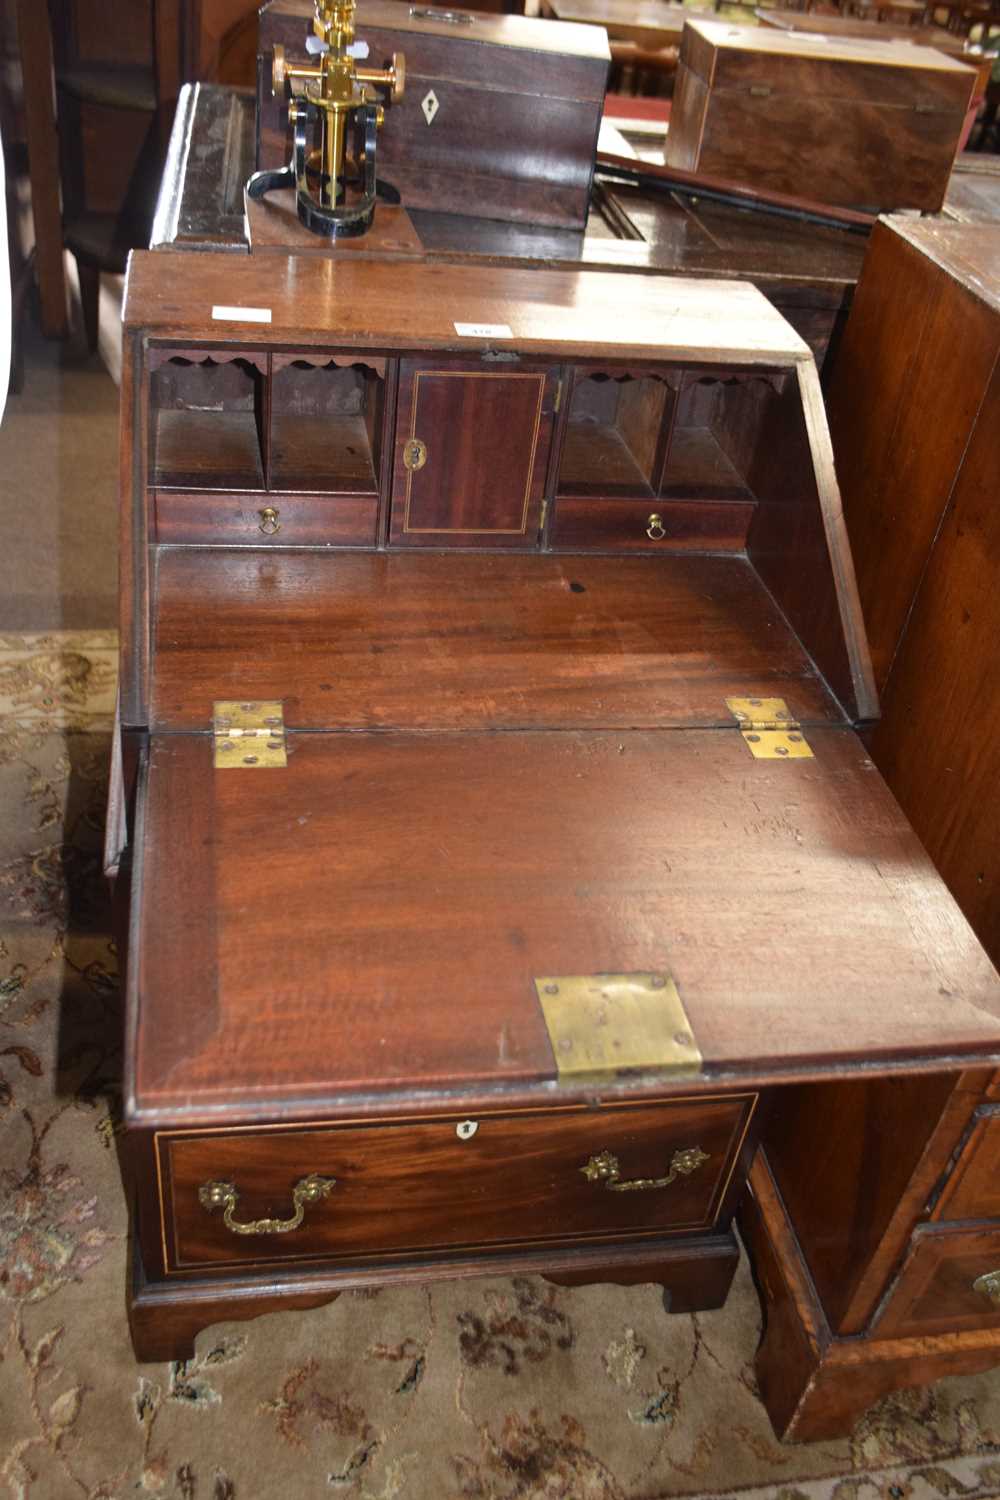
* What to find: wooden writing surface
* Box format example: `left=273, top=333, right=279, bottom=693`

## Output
left=131, top=724, right=1000, bottom=1123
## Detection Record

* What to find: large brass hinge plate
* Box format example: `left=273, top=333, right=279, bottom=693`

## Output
left=535, top=972, right=702, bottom=1081
left=213, top=701, right=287, bottom=769
left=726, top=697, right=813, bottom=760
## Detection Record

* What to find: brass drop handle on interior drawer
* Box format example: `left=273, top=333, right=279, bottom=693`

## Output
left=973, top=1270, right=1000, bottom=1306
left=258, top=507, right=281, bottom=536
left=403, top=437, right=428, bottom=471
left=198, top=1173, right=336, bottom=1235
left=646, top=513, right=666, bottom=541
left=580, top=1146, right=709, bottom=1192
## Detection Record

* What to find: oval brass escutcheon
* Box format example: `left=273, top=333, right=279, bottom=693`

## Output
left=259, top=506, right=281, bottom=536
left=403, top=437, right=428, bottom=471
left=646, top=513, right=666, bottom=541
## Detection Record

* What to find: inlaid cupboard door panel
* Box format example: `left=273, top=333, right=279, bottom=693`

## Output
left=389, top=359, right=558, bottom=548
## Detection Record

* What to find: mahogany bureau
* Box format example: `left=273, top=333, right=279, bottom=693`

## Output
left=110, top=249, right=1000, bottom=1440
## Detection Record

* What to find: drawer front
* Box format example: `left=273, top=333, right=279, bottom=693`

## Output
left=933, top=1108, right=1000, bottom=1221
left=158, top=1094, right=756, bottom=1272
left=153, top=491, right=378, bottom=547
left=875, top=1223, right=1000, bottom=1339
left=549, top=498, right=754, bottom=553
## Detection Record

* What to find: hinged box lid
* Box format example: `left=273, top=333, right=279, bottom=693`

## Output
left=261, top=0, right=611, bottom=70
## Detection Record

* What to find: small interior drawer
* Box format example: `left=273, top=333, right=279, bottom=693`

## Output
left=933, top=1107, right=1000, bottom=1221
left=549, top=497, right=754, bottom=553
left=152, top=491, right=378, bottom=547
left=157, top=1094, right=757, bottom=1273
left=874, top=1222, right=1000, bottom=1338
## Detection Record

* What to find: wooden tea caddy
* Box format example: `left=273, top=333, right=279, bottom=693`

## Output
left=111, top=249, right=1000, bottom=1437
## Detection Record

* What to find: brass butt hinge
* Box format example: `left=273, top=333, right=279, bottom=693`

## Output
left=539, top=497, right=550, bottom=532
left=726, top=697, right=813, bottom=760
left=554, top=377, right=564, bottom=414
left=213, top=700, right=287, bottom=769
left=535, top=972, right=702, bottom=1081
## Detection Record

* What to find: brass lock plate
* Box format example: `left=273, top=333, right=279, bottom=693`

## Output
left=535, top=972, right=701, bottom=1081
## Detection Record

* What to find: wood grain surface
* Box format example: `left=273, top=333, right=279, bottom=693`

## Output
left=761, top=1071, right=979, bottom=1334
left=742, top=1152, right=1000, bottom=1440
left=933, top=1107, right=1000, bottom=1221
left=830, top=221, right=1000, bottom=967
left=874, top=1223, right=1000, bottom=1339
left=665, top=21, right=974, bottom=213
left=153, top=491, right=378, bottom=547
left=869, top=352, right=1000, bottom=968
left=123, top=251, right=810, bottom=366
left=388, top=362, right=554, bottom=546
left=549, top=496, right=753, bottom=552
left=149, top=550, right=842, bottom=732
left=257, top=0, right=609, bottom=229
left=828, top=222, right=1000, bottom=690
left=129, top=726, right=1000, bottom=1122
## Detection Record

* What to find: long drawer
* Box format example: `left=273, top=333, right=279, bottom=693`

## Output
left=875, top=1222, right=1000, bottom=1339
left=153, top=491, right=378, bottom=547
left=154, top=1094, right=757, bottom=1273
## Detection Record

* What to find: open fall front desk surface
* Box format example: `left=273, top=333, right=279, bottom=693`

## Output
left=112, top=252, right=1000, bottom=1438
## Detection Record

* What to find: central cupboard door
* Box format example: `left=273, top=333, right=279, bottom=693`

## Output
left=389, top=359, right=560, bottom=547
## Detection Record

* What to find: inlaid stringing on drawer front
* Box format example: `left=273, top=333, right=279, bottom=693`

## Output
left=154, top=1094, right=758, bottom=1275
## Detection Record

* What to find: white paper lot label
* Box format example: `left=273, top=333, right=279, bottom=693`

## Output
left=211, top=305, right=273, bottom=324
left=454, top=322, right=513, bottom=339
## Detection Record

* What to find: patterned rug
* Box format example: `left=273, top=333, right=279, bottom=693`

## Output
left=4, top=633, right=1000, bottom=1500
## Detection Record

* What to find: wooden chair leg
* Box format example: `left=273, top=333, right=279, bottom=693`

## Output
left=76, top=259, right=101, bottom=353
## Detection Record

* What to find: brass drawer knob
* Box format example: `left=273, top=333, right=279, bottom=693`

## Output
left=581, top=1146, right=709, bottom=1192
left=973, top=1270, right=1000, bottom=1306
left=258, top=506, right=281, bottom=535
left=403, top=436, right=428, bottom=471
left=646, top=513, right=666, bottom=541
left=198, top=1173, right=336, bottom=1235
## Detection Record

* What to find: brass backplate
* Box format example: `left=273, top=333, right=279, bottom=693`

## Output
left=213, top=700, right=287, bottom=769
left=535, top=973, right=702, bottom=1081
left=726, top=696, right=813, bottom=760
